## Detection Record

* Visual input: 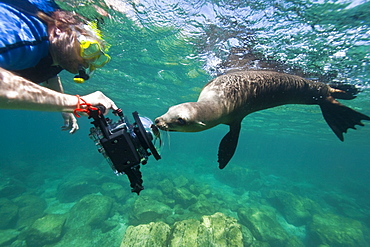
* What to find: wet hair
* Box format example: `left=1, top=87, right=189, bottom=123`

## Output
left=37, top=10, right=103, bottom=74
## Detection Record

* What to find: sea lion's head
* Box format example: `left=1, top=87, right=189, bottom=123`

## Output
left=155, top=102, right=207, bottom=132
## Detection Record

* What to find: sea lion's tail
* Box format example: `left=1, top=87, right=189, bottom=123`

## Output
left=319, top=99, right=370, bottom=141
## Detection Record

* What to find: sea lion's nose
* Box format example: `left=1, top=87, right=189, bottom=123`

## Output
left=154, top=117, right=168, bottom=131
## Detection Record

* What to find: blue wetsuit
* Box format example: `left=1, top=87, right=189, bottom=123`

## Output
left=0, top=0, right=62, bottom=83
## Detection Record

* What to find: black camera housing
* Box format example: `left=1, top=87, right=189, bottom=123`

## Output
left=88, top=107, right=161, bottom=194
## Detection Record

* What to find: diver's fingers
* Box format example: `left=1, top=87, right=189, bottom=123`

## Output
left=81, top=91, right=118, bottom=115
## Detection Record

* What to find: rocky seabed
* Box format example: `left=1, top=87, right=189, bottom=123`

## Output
left=0, top=162, right=369, bottom=247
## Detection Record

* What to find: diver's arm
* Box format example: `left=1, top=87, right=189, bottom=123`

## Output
left=0, top=67, right=118, bottom=113
left=0, top=68, right=78, bottom=112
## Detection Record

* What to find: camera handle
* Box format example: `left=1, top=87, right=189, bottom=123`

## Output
left=88, top=106, right=111, bottom=139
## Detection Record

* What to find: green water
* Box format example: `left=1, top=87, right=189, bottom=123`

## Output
left=1, top=0, right=370, bottom=246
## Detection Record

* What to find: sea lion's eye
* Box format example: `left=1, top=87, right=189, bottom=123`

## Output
left=177, top=118, right=186, bottom=125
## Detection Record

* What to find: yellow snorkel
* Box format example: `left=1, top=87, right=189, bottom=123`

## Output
left=74, top=77, right=85, bottom=84
left=74, top=67, right=91, bottom=83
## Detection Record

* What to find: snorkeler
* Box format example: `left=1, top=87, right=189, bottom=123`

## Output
left=0, top=0, right=118, bottom=133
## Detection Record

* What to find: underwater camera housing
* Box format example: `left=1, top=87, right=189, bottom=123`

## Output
left=88, top=107, right=161, bottom=194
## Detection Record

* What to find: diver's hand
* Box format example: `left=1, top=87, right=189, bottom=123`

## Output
left=61, top=112, right=79, bottom=134
left=80, top=91, right=118, bottom=115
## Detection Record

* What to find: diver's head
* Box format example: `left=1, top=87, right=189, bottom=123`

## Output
left=73, top=24, right=110, bottom=83
left=38, top=10, right=110, bottom=82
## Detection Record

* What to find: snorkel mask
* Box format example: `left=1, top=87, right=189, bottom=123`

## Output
left=74, top=24, right=111, bottom=83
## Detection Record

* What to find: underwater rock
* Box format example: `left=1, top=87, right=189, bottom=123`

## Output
left=142, top=188, right=164, bottom=199
left=0, top=229, right=20, bottom=247
left=0, top=178, right=26, bottom=199
left=189, top=183, right=212, bottom=197
left=172, top=175, right=189, bottom=187
left=48, top=224, right=94, bottom=247
left=56, top=166, right=115, bottom=203
left=188, top=194, right=218, bottom=216
left=56, top=179, right=99, bottom=203
left=25, top=214, right=66, bottom=247
left=122, top=212, right=244, bottom=246
left=238, top=205, right=304, bottom=247
left=13, top=195, right=47, bottom=229
left=309, top=213, right=367, bottom=246
left=66, top=194, right=113, bottom=229
left=100, top=182, right=130, bottom=202
left=129, top=196, right=172, bottom=225
left=172, top=187, right=197, bottom=207
left=141, top=189, right=177, bottom=208
left=240, top=225, right=255, bottom=247
left=24, top=172, right=45, bottom=188
left=323, top=192, right=367, bottom=220
left=169, top=219, right=200, bottom=246
left=157, top=178, right=175, bottom=194
left=121, top=221, right=171, bottom=247
left=0, top=198, right=18, bottom=229
left=266, top=190, right=321, bottom=226
left=214, top=166, right=261, bottom=190
left=170, top=212, right=244, bottom=246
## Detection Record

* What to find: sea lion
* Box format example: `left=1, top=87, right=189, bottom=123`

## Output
left=155, top=70, right=370, bottom=169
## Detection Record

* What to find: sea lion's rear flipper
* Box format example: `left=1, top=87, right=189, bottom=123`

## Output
left=320, top=99, right=370, bottom=141
left=217, top=122, right=241, bottom=169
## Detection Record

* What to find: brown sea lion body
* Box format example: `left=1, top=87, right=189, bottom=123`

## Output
left=155, top=70, right=370, bottom=168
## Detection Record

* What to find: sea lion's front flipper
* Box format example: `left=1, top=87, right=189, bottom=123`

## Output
left=217, top=122, right=241, bottom=169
